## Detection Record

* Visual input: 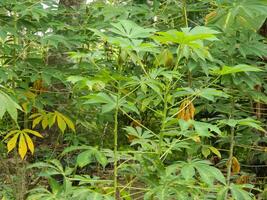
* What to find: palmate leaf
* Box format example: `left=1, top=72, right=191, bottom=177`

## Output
left=110, top=20, right=156, bottom=39
left=219, top=118, right=265, bottom=132
left=4, top=129, right=43, bottom=159
left=76, top=148, right=108, bottom=168
left=84, top=92, right=139, bottom=114
left=30, top=111, right=75, bottom=133
left=230, top=183, right=254, bottom=200
left=178, top=119, right=221, bottom=137
left=206, top=0, right=267, bottom=31
left=153, top=27, right=219, bottom=44
left=0, top=90, right=22, bottom=121
left=179, top=159, right=226, bottom=185
left=152, top=26, right=219, bottom=61
left=198, top=88, right=229, bottom=101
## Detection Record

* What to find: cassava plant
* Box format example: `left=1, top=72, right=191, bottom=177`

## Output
left=0, top=0, right=266, bottom=200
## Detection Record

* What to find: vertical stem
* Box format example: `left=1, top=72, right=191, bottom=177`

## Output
left=226, top=127, right=235, bottom=185
left=114, top=60, right=122, bottom=200
left=113, top=98, right=119, bottom=199
left=182, top=0, right=188, bottom=27
left=159, top=83, right=170, bottom=155
left=224, top=126, right=235, bottom=200
left=225, top=98, right=235, bottom=199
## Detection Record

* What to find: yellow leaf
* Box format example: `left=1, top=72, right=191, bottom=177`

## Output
left=4, top=130, right=18, bottom=140
left=191, top=136, right=201, bottom=143
left=32, top=116, right=42, bottom=128
left=48, top=113, right=56, bottom=128
left=177, top=100, right=195, bottom=121
left=24, top=91, right=36, bottom=99
left=7, top=133, right=20, bottom=153
left=29, top=113, right=41, bottom=119
left=21, top=102, right=29, bottom=112
left=57, top=114, right=66, bottom=133
left=208, top=146, right=221, bottom=159
left=205, top=11, right=217, bottom=25
left=24, top=129, right=43, bottom=138
left=232, top=156, right=240, bottom=173
left=42, top=115, right=49, bottom=129
left=60, top=114, right=75, bottom=132
left=236, top=175, right=250, bottom=184
left=18, top=134, right=27, bottom=160
left=24, top=133, right=34, bottom=154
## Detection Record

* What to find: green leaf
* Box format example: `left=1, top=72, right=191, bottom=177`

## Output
left=217, top=187, right=229, bottom=200
left=193, top=121, right=221, bottom=137
left=61, top=145, right=92, bottom=156
left=181, top=164, right=195, bottom=180
left=94, top=150, right=108, bottom=168
left=237, top=118, right=266, bottom=132
left=48, top=177, right=61, bottom=194
left=230, top=184, right=253, bottom=200
left=198, top=88, right=229, bottom=101
left=0, top=90, right=22, bottom=121
left=110, top=20, right=156, bottom=39
left=76, top=150, right=93, bottom=168
left=207, top=166, right=226, bottom=185
left=207, top=0, right=267, bottom=31
left=84, top=93, right=117, bottom=113
left=195, top=164, right=213, bottom=185
left=201, top=146, right=211, bottom=158
left=212, top=65, right=261, bottom=75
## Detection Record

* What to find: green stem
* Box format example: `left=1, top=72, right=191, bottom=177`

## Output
left=114, top=62, right=123, bottom=199
left=225, top=98, right=235, bottom=199
left=227, top=128, right=235, bottom=184
left=114, top=100, right=119, bottom=199
left=159, top=83, right=170, bottom=154
left=183, top=0, right=188, bottom=27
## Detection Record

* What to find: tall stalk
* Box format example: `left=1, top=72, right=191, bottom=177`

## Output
left=159, top=83, right=170, bottom=155
left=113, top=101, right=119, bottom=199
left=114, top=62, right=122, bottom=199
left=226, top=127, right=235, bottom=185
left=225, top=98, right=235, bottom=199
left=182, top=0, right=188, bottom=27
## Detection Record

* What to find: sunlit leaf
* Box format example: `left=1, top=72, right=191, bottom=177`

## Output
left=7, top=133, right=20, bottom=153
left=24, top=133, right=34, bottom=154
left=18, top=133, right=27, bottom=159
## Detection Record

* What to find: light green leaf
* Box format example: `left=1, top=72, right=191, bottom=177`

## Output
left=201, top=146, right=211, bottom=158
left=212, top=65, right=261, bottom=75
left=181, top=164, right=195, bottom=180
left=77, top=150, right=93, bottom=168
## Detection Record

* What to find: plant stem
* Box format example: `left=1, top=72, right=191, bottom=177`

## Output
left=183, top=0, right=188, bottom=27
left=159, top=83, right=170, bottom=154
left=114, top=62, right=122, bottom=199
left=226, top=127, right=235, bottom=183
left=114, top=100, right=119, bottom=199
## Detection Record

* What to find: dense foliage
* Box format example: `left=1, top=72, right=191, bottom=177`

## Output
left=0, top=0, right=267, bottom=199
